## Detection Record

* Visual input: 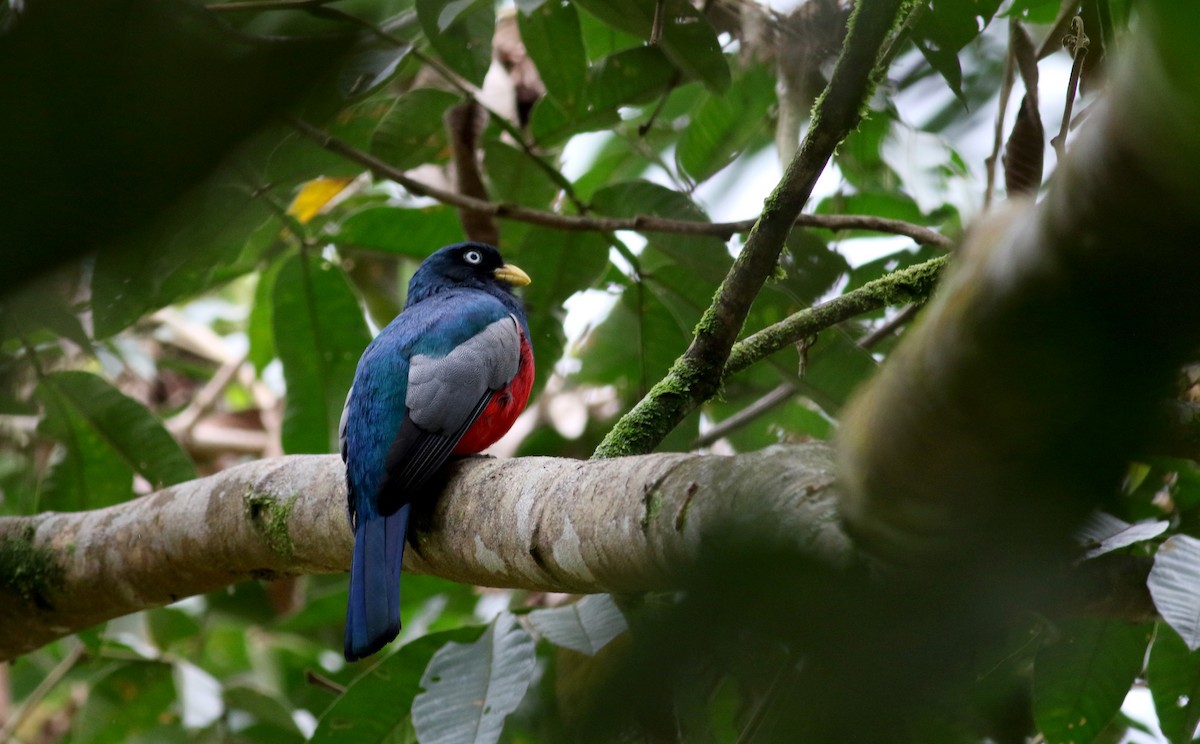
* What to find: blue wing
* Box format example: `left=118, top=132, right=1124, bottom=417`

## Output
left=340, top=289, right=520, bottom=660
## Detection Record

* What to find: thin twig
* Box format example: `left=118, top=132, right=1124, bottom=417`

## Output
left=167, top=351, right=249, bottom=437
left=1051, top=16, right=1089, bottom=160
left=289, top=118, right=951, bottom=247
left=857, top=303, right=919, bottom=349
left=650, top=0, right=666, bottom=46
left=206, top=0, right=336, bottom=10
left=0, top=641, right=85, bottom=743
left=691, top=382, right=797, bottom=449
left=985, top=23, right=1018, bottom=208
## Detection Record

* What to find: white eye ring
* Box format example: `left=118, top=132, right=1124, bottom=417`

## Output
left=463, top=250, right=483, bottom=265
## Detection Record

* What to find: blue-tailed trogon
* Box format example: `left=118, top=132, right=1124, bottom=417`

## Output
left=340, top=242, right=534, bottom=661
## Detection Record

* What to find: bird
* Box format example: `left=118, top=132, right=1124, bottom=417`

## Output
left=339, top=242, right=533, bottom=661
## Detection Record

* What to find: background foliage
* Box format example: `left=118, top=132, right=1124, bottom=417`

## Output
left=2, top=0, right=1198, bottom=742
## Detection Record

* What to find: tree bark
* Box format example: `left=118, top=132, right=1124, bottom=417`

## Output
left=0, top=444, right=845, bottom=662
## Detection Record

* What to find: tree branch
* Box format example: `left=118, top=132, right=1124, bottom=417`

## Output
left=287, top=117, right=951, bottom=248
left=838, top=2, right=1200, bottom=573
left=0, top=445, right=847, bottom=662
left=592, top=0, right=909, bottom=458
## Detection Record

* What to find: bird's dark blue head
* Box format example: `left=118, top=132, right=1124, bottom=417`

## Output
left=405, top=243, right=531, bottom=308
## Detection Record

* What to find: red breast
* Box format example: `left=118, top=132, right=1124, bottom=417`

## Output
left=453, top=333, right=535, bottom=455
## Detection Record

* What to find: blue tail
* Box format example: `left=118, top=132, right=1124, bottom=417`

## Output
left=344, top=504, right=409, bottom=661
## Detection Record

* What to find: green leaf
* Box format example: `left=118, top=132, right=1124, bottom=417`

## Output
left=914, top=0, right=1004, bottom=101
left=528, top=594, right=628, bottom=656
left=1149, top=535, right=1200, bottom=651
left=337, top=42, right=413, bottom=98
left=273, top=253, right=372, bottom=454
left=518, top=0, right=588, bottom=110
left=795, top=329, right=878, bottom=416
left=1147, top=623, right=1200, bottom=744
left=505, top=228, right=610, bottom=394
left=530, top=46, right=677, bottom=144
left=412, top=613, right=537, bottom=744
left=677, top=62, right=775, bottom=183
left=1033, top=618, right=1150, bottom=744
left=371, top=88, right=463, bottom=171
left=249, top=260, right=282, bottom=375
left=36, top=371, right=195, bottom=508
left=835, top=110, right=899, bottom=191
left=92, top=175, right=275, bottom=338
left=483, top=139, right=561, bottom=208
left=70, top=661, right=177, bottom=744
left=311, top=626, right=485, bottom=743
left=416, top=0, right=494, bottom=86
left=1001, top=0, right=1064, bottom=24
left=332, top=205, right=466, bottom=255
left=573, top=0, right=730, bottom=93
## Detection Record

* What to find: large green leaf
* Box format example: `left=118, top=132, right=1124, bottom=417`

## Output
left=505, top=227, right=610, bottom=394
left=36, top=370, right=194, bottom=509
left=412, top=612, right=537, bottom=744
left=332, top=205, right=466, bottom=255
left=92, top=175, right=276, bottom=338
left=914, top=0, right=1004, bottom=101
left=310, top=626, right=485, bottom=743
left=573, top=0, right=729, bottom=93
left=1149, top=535, right=1200, bottom=651
left=529, top=46, right=677, bottom=145
left=677, top=61, right=775, bottom=184
left=69, top=661, right=178, bottom=744
left=1033, top=618, right=1150, bottom=744
left=518, top=0, right=588, bottom=110
left=371, top=88, right=463, bottom=171
left=273, top=253, right=372, bottom=454
left=416, top=0, right=494, bottom=86
left=1147, top=623, right=1200, bottom=744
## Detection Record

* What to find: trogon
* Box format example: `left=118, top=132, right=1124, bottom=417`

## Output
left=339, top=242, right=534, bottom=661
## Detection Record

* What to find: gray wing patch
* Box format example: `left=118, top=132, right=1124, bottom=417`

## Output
left=406, top=315, right=521, bottom=434
left=339, top=385, right=353, bottom=462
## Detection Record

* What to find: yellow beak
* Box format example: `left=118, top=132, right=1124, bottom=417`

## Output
left=494, top=263, right=531, bottom=287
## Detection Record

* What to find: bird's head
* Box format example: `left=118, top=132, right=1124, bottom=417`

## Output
left=406, top=242, right=531, bottom=306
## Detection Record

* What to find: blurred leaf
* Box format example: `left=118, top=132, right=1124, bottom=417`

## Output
left=310, top=625, right=485, bottom=743
left=914, top=0, right=1004, bottom=101
left=147, top=606, right=202, bottom=651
left=412, top=612, right=537, bottom=744
left=575, top=0, right=642, bottom=60
left=775, top=230, right=850, bottom=306
left=91, top=175, right=276, bottom=338
left=528, top=595, right=628, bottom=656
left=0, top=0, right=351, bottom=292
left=518, top=0, right=588, bottom=110
left=836, top=110, right=898, bottom=191
left=1147, top=623, right=1200, bottom=744
left=249, top=260, right=282, bottom=375
left=1149, top=535, right=1200, bottom=651
left=506, top=228, right=610, bottom=394
left=288, top=177, right=357, bottom=224
left=338, top=42, right=413, bottom=99
left=573, top=0, right=729, bottom=93
left=416, top=0, right=494, bottom=86
left=70, top=660, right=177, bottom=744
left=530, top=46, right=677, bottom=144
left=371, top=88, right=463, bottom=171
left=0, top=281, right=90, bottom=349
left=37, top=371, right=195, bottom=508
left=1001, top=0, right=1065, bottom=24
left=333, top=205, right=466, bottom=255
left=795, top=329, right=878, bottom=416
left=1075, top=512, right=1169, bottom=560
left=815, top=189, right=930, bottom=229
left=677, top=61, right=775, bottom=184
left=273, top=253, right=372, bottom=454
left=483, top=139, right=562, bottom=210
left=1033, top=618, right=1150, bottom=744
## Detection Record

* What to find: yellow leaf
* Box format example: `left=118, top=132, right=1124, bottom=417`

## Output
left=286, top=177, right=355, bottom=224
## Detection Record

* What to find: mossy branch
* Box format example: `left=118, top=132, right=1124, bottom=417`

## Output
left=592, top=0, right=909, bottom=459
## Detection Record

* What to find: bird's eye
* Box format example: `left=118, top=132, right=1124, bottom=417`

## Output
left=463, top=250, right=483, bottom=265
